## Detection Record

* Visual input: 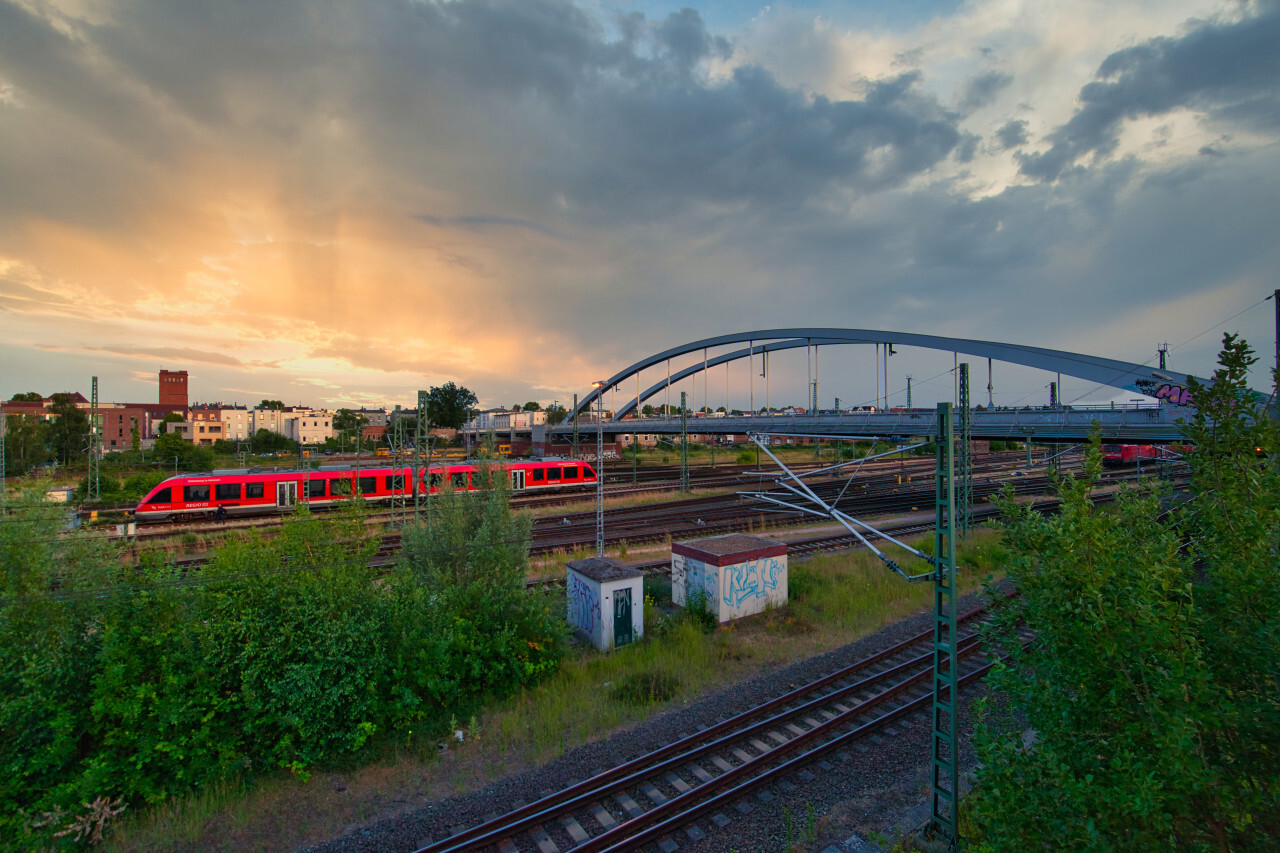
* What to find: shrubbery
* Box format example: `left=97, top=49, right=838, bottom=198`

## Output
left=969, top=335, right=1280, bottom=850
left=1, top=471, right=564, bottom=849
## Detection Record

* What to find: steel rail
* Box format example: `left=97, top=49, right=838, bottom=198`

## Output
left=415, top=601, right=1002, bottom=853
left=587, top=652, right=1011, bottom=853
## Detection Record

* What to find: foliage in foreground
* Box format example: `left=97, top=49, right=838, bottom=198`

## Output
left=969, top=334, right=1280, bottom=851
left=0, top=475, right=562, bottom=850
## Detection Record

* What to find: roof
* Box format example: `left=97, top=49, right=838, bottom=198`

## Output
left=567, top=557, right=642, bottom=582
left=672, top=533, right=788, bottom=566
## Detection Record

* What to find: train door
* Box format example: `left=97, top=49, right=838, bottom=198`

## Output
left=277, top=481, right=297, bottom=510
left=511, top=469, right=526, bottom=491
left=613, top=588, right=633, bottom=648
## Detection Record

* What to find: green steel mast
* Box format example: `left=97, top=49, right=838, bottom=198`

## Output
left=931, top=402, right=960, bottom=850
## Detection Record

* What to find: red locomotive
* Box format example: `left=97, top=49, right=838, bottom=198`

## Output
left=1100, top=444, right=1188, bottom=467
left=133, top=459, right=598, bottom=523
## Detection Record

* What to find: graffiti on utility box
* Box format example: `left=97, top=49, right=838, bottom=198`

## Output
left=722, top=556, right=785, bottom=608
left=567, top=574, right=601, bottom=635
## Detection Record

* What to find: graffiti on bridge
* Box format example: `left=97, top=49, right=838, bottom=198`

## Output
left=1136, top=378, right=1194, bottom=407
left=1154, top=384, right=1193, bottom=406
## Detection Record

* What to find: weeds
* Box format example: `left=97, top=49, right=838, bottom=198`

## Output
left=609, top=670, right=683, bottom=705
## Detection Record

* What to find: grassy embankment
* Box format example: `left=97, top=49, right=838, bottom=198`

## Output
left=106, top=528, right=1008, bottom=853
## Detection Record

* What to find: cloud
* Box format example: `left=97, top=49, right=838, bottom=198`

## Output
left=995, top=118, right=1030, bottom=149
left=2, top=0, right=1279, bottom=406
left=1019, top=3, right=1280, bottom=180
left=32, top=343, right=281, bottom=369
left=959, top=70, right=1013, bottom=112
left=413, top=213, right=560, bottom=237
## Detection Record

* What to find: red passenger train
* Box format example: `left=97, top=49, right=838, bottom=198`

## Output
left=133, top=459, right=598, bottom=523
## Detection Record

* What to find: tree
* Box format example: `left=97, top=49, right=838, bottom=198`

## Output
left=258, top=399, right=284, bottom=410
left=641, top=404, right=655, bottom=416
left=156, top=412, right=184, bottom=434
left=968, top=334, right=1280, bottom=851
left=47, top=393, right=89, bottom=467
left=248, top=428, right=296, bottom=454
left=521, top=401, right=541, bottom=411
left=9, top=391, right=42, bottom=402
left=333, top=408, right=368, bottom=433
left=545, top=404, right=569, bottom=426
left=424, top=382, right=478, bottom=430
left=152, top=432, right=215, bottom=472
left=2, top=413, right=50, bottom=475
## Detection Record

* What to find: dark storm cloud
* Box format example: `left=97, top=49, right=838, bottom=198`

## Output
left=959, top=70, right=1013, bottom=112
left=0, top=0, right=965, bottom=230
left=995, top=119, right=1029, bottom=149
left=1019, top=2, right=1280, bottom=181
left=548, top=66, right=960, bottom=219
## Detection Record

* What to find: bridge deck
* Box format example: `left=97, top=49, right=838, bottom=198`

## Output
left=537, top=406, right=1189, bottom=443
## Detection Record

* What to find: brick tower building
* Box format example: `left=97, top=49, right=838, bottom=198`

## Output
left=159, top=370, right=189, bottom=409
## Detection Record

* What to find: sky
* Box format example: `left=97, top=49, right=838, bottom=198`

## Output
left=2, top=0, right=1279, bottom=413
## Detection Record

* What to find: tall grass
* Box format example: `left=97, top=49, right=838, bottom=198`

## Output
left=484, top=528, right=1005, bottom=768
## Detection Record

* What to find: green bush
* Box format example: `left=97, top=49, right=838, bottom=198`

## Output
left=969, top=335, right=1280, bottom=850
left=0, top=475, right=565, bottom=849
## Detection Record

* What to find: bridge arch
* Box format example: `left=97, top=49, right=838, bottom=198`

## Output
left=571, top=329, right=1205, bottom=421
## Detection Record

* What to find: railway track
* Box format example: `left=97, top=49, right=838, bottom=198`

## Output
left=411, top=599, right=1026, bottom=853
left=68, top=452, right=1040, bottom=540
left=133, top=461, right=1107, bottom=576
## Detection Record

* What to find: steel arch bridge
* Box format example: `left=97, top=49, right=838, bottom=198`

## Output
left=569, top=329, right=1204, bottom=422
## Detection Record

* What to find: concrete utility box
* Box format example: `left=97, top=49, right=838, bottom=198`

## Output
left=672, top=534, right=788, bottom=623
left=566, top=557, right=644, bottom=652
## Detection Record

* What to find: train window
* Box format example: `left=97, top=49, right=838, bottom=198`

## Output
left=246, top=482, right=265, bottom=499
left=451, top=472, right=469, bottom=489
left=358, top=476, right=377, bottom=494
left=429, top=473, right=443, bottom=488
left=306, top=480, right=325, bottom=498
left=531, top=468, right=545, bottom=482
left=562, top=466, right=577, bottom=479
left=331, top=479, right=352, bottom=496
left=215, top=483, right=240, bottom=501
left=547, top=467, right=561, bottom=480
left=148, top=487, right=172, bottom=504
left=386, top=475, right=405, bottom=492
left=184, top=485, right=210, bottom=502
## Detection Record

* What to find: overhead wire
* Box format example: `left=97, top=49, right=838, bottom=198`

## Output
left=1066, top=293, right=1271, bottom=405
